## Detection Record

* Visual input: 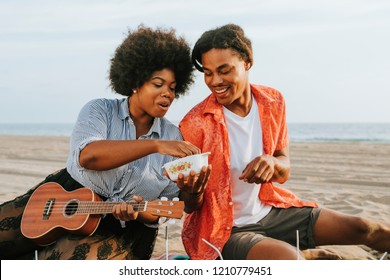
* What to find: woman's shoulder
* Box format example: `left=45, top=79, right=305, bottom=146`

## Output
left=159, top=117, right=182, bottom=140
left=84, top=98, right=125, bottom=107
left=80, top=98, right=127, bottom=113
left=160, top=117, right=179, bottom=129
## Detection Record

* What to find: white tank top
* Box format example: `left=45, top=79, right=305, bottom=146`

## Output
left=223, top=98, right=272, bottom=227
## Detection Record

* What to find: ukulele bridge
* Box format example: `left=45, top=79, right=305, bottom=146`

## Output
left=43, top=198, right=55, bottom=220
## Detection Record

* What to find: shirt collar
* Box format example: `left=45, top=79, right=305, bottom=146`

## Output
left=250, top=84, right=277, bottom=105
left=119, top=97, right=131, bottom=120
left=202, top=94, right=225, bottom=124
left=149, top=117, right=162, bottom=137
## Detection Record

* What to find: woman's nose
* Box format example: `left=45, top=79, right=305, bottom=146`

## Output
left=161, top=88, right=173, bottom=98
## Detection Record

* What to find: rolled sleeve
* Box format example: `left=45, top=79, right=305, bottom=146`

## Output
left=67, top=99, right=109, bottom=173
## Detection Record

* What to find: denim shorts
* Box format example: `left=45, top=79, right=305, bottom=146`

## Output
left=221, top=206, right=321, bottom=260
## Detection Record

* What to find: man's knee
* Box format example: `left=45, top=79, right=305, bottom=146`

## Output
left=246, top=238, right=302, bottom=260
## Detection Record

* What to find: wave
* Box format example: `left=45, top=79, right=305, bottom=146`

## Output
left=290, top=137, right=390, bottom=143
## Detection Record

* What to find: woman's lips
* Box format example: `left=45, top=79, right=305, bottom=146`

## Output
left=157, top=101, right=170, bottom=111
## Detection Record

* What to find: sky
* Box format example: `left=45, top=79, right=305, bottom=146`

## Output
left=1, top=0, right=389, bottom=124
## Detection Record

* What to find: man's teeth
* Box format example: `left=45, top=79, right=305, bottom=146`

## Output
left=215, top=88, right=228, bottom=94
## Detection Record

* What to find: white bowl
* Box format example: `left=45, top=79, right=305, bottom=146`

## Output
left=163, top=152, right=210, bottom=181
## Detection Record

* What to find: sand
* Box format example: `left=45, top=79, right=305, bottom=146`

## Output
left=0, top=135, right=389, bottom=260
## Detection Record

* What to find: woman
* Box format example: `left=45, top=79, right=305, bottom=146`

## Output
left=179, top=23, right=390, bottom=260
left=0, top=25, right=208, bottom=260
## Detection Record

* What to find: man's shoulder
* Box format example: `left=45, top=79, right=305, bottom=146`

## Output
left=251, top=84, right=285, bottom=104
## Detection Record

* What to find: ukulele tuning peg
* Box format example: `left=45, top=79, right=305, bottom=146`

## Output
left=172, top=197, right=179, bottom=201
left=160, top=197, right=168, bottom=201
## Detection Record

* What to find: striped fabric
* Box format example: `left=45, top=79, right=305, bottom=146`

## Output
left=66, top=98, right=182, bottom=203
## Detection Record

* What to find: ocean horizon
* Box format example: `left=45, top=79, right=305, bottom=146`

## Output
left=0, top=122, right=389, bottom=143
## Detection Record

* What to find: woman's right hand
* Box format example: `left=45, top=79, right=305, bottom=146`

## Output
left=157, top=140, right=201, bottom=158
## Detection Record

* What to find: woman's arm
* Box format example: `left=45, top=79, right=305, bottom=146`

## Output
left=80, top=139, right=200, bottom=171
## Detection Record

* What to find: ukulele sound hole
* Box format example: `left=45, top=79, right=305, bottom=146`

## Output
left=64, top=199, right=79, bottom=217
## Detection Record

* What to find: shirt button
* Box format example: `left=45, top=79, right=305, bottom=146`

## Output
left=229, top=201, right=233, bottom=206
left=226, top=226, right=231, bottom=231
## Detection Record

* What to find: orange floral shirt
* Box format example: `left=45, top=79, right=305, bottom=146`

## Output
left=179, top=84, right=318, bottom=260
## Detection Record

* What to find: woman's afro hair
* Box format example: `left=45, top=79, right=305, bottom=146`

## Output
left=109, top=25, right=194, bottom=98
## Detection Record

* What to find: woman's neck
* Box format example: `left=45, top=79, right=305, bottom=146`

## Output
left=128, top=97, right=154, bottom=138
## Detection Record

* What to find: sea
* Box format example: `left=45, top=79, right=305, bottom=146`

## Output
left=0, top=122, right=389, bottom=143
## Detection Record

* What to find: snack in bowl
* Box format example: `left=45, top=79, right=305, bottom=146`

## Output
left=163, top=152, right=211, bottom=181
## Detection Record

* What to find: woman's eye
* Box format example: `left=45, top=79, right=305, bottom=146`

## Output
left=153, top=83, right=163, bottom=88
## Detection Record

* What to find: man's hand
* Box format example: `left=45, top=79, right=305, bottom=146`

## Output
left=239, top=155, right=275, bottom=184
left=176, top=165, right=212, bottom=213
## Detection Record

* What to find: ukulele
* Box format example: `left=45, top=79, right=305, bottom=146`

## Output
left=21, top=182, right=184, bottom=246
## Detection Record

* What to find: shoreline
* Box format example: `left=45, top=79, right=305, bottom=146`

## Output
left=1, top=133, right=390, bottom=143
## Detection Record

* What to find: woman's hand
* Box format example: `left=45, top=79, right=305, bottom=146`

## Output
left=112, top=195, right=144, bottom=221
left=157, top=140, right=201, bottom=158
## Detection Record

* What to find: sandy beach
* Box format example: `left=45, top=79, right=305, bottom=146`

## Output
left=0, top=135, right=389, bottom=260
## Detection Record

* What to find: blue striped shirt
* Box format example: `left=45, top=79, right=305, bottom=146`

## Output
left=66, top=98, right=182, bottom=204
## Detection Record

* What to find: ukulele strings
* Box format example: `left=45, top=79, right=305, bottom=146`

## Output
left=34, top=201, right=177, bottom=206
left=38, top=207, right=176, bottom=215
left=34, top=201, right=180, bottom=214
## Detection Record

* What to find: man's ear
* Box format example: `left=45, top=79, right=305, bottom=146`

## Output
left=244, top=61, right=252, bottom=71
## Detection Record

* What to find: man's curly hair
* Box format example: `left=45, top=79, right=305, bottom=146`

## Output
left=192, top=23, right=253, bottom=72
left=109, top=25, right=194, bottom=98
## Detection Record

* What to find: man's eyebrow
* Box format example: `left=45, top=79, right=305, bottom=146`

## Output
left=203, top=64, right=231, bottom=71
